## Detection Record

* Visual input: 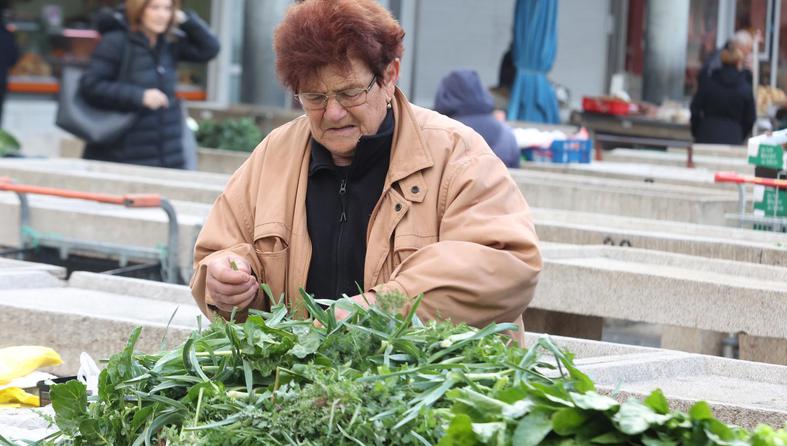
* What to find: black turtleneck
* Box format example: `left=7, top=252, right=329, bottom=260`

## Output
left=305, top=109, right=394, bottom=300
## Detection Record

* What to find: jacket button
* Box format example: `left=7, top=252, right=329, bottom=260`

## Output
left=394, top=203, right=402, bottom=212
left=411, top=186, right=420, bottom=194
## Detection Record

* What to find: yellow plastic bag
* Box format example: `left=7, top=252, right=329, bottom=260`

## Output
left=0, top=386, right=39, bottom=407
left=0, top=346, right=63, bottom=385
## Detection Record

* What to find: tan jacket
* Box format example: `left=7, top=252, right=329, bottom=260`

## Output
left=191, top=88, right=541, bottom=341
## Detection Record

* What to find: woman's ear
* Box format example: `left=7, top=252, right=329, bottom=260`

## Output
left=384, top=58, right=401, bottom=89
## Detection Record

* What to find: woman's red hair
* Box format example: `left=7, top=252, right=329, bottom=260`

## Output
left=274, top=0, right=405, bottom=92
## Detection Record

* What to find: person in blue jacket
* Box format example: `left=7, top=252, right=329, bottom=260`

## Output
left=0, top=17, right=19, bottom=127
left=434, top=69, right=520, bottom=168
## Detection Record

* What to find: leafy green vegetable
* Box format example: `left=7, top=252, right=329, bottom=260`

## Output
left=195, top=118, right=263, bottom=152
left=38, top=289, right=787, bottom=446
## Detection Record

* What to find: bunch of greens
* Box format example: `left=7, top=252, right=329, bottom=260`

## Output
left=30, top=289, right=787, bottom=446
left=0, top=129, right=21, bottom=157
left=195, top=118, right=263, bottom=152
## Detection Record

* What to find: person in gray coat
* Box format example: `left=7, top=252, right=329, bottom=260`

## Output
left=434, top=69, right=520, bottom=168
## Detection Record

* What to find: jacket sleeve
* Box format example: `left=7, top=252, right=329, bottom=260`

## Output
left=373, top=150, right=542, bottom=328
left=190, top=152, right=267, bottom=320
left=79, top=33, right=145, bottom=111
left=174, top=11, right=220, bottom=63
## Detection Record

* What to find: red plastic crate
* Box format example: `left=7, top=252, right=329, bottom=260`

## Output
left=582, top=96, right=631, bottom=115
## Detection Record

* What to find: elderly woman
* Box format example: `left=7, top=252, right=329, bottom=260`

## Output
left=190, top=0, right=541, bottom=340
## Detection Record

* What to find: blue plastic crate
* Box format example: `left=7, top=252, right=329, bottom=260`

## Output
left=522, top=139, right=592, bottom=164
left=549, top=138, right=592, bottom=164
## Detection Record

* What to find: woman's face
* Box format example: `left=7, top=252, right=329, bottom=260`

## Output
left=141, top=0, right=174, bottom=36
left=299, top=57, right=400, bottom=163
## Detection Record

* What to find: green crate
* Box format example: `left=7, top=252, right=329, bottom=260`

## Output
left=748, top=143, right=787, bottom=170
left=752, top=186, right=787, bottom=217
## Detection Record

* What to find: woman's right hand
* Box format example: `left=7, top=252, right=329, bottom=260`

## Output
left=143, top=89, right=170, bottom=110
left=206, top=255, right=259, bottom=313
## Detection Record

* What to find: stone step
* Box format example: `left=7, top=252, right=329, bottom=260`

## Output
left=536, top=244, right=787, bottom=339
left=510, top=169, right=739, bottom=224
left=522, top=161, right=731, bottom=189
left=604, top=148, right=754, bottom=174
left=533, top=207, right=787, bottom=266
left=0, top=257, right=66, bottom=279
left=0, top=157, right=225, bottom=204
left=0, top=283, right=202, bottom=376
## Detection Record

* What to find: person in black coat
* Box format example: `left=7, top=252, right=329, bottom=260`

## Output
left=79, top=0, right=219, bottom=168
left=690, top=47, right=755, bottom=145
left=0, top=18, right=20, bottom=127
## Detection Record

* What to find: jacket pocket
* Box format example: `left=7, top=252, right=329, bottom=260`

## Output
left=391, top=234, right=437, bottom=270
left=254, top=235, right=289, bottom=301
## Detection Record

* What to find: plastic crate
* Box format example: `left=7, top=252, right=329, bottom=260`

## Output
left=522, top=139, right=591, bottom=164
left=582, top=96, right=632, bottom=115
left=550, top=138, right=592, bottom=163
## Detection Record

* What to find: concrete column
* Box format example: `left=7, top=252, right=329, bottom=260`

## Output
left=241, top=0, right=291, bottom=107
left=642, top=0, right=689, bottom=104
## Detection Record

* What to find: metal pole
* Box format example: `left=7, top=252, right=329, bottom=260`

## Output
left=158, top=198, right=181, bottom=284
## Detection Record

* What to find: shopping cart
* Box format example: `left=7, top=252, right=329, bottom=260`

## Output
left=714, top=171, right=787, bottom=232
left=0, top=177, right=181, bottom=283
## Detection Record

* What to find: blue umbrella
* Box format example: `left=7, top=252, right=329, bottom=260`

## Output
left=507, top=0, right=560, bottom=123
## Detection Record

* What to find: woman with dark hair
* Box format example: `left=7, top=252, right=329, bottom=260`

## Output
left=690, top=46, right=756, bottom=145
left=79, top=0, right=219, bottom=168
left=190, top=0, right=541, bottom=342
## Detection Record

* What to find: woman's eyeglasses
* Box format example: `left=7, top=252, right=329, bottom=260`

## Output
left=295, top=76, right=377, bottom=110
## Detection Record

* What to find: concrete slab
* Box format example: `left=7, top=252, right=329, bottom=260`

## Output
left=521, top=161, right=723, bottom=189
left=0, top=192, right=210, bottom=281
left=578, top=351, right=787, bottom=429
left=0, top=287, right=201, bottom=376
left=669, top=143, right=747, bottom=158
left=197, top=148, right=248, bottom=174
left=68, top=272, right=195, bottom=305
left=603, top=148, right=754, bottom=174
left=0, top=270, right=64, bottom=289
left=0, top=258, right=66, bottom=279
left=533, top=208, right=787, bottom=266
left=0, top=157, right=226, bottom=204
left=536, top=244, right=787, bottom=339
left=509, top=169, right=738, bottom=225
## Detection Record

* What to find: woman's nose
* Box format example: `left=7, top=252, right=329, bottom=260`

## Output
left=323, top=96, right=347, bottom=120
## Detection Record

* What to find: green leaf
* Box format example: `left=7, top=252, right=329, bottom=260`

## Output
left=688, top=401, right=714, bottom=421
left=644, top=389, right=670, bottom=415
left=590, top=431, right=629, bottom=444
left=612, top=400, right=670, bottom=435
left=552, top=407, right=588, bottom=435
left=50, top=380, right=88, bottom=434
left=513, top=410, right=553, bottom=446
left=570, top=392, right=619, bottom=411
left=438, top=413, right=479, bottom=446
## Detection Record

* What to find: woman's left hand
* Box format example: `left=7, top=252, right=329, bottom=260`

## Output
left=334, top=292, right=377, bottom=321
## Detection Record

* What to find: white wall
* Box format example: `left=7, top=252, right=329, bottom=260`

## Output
left=404, top=0, right=516, bottom=107
left=403, top=0, right=612, bottom=113
left=550, top=0, right=611, bottom=108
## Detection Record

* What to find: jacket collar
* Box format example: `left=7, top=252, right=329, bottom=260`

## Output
left=380, top=88, right=433, bottom=204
